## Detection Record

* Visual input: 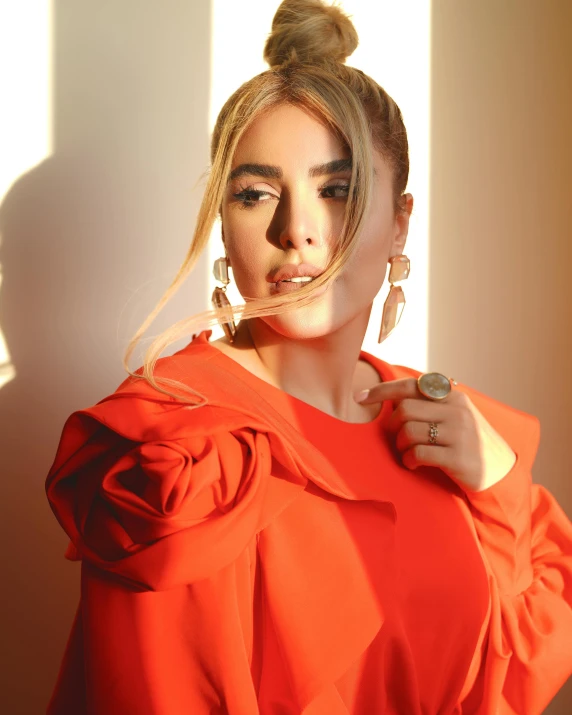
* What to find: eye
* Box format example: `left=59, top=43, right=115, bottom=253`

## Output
left=232, top=187, right=277, bottom=209
left=320, top=183, right=350, bottom=199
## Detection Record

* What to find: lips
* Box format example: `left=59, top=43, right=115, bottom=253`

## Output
left=271, top=280, right=322, bottom=295
left=267, top=263, right=324, bottom=283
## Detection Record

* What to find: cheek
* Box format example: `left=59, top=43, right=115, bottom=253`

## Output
left=221, top=222, right=270, bottom=295
left=346, top=211, right=393, bottom=291
left=222, top=212, right=261, bottom=265
left=228, top=243, right=264, bottom=292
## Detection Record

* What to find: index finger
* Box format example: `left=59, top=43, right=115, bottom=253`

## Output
left=354, top=377, right=419, bottom=404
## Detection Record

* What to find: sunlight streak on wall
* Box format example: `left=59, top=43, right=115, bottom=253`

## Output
left=0, top=0, right=53, bottom=388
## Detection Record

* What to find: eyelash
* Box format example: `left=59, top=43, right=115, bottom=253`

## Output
left=232, top=182, right=351, bottom=209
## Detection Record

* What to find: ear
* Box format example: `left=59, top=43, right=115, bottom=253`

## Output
left=391, top=193, right=414, bottom=257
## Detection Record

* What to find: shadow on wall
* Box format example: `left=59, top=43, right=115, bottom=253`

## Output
left=0, top=1, right=211, bottom=712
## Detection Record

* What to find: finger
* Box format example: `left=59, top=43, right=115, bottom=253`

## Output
left=357, top=376, right=462, bottom=406
left=401, top=443, right=454, bottom=472
left=386, top=398, right=450, bottom=435
left=355, top=377, right=417, bottom=404
left=394, top=420, right=454, bottom=452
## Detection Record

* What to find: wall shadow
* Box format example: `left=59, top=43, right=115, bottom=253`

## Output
left=0, top=1, right=212, bottom=711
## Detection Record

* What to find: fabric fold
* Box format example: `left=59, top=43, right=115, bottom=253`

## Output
left=45, top=331, right=572, bottom=714
left=463, top=412, right=539, bottom=597
left=458, top=480, right=572, bottom=714
left=45, top=335, right=398, bottom=713
left=379, top=362, right=572, bottom=714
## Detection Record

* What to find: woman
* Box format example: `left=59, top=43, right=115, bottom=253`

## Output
left=45, top=1, right=572, bottom=713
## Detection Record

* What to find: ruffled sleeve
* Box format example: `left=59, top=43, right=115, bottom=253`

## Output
left=45, top=390, right=306, bottom=592
left=45, top=378, right=392, bottom=714
left=458, top=411, right=572, bottom=714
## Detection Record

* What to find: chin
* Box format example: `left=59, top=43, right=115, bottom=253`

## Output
left=247, top=281, right=373, bottom=342
left=260, top=310, right=349, bottom=342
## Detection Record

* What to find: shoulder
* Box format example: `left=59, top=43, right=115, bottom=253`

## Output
left=45, top=342, right=293, bottom=590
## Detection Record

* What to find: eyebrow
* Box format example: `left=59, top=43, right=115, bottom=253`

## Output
left=228, top=158, right=353, bottom=182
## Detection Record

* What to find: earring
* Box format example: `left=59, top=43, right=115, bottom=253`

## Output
left=378, top=254, right=410, bottom=343
left=211, top=256, right=237, bottom=343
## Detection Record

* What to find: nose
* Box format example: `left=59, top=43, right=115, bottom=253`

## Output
left=277, top=191, right=323, bottom=251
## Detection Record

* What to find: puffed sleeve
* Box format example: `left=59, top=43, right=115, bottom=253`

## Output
left=459, top=413, right=572, bottom=715
left=45, top=392, right=306, bottom=592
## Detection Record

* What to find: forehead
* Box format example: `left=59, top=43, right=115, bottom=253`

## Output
left=232, top=103, right=348, bottom=165
left=231, top=102, right=388, bottom=181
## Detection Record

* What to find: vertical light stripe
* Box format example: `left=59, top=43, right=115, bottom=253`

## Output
left=0, top=0, right=53, bottom=388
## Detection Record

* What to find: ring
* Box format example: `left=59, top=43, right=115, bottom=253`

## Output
left=417, top=372, right=456, bottom=402
left=428, top=422, right=439, bottom=444
left=418, top=373, right=457, bottom=445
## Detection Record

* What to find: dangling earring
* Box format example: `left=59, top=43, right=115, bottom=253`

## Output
left=211, top=256, right=237, bottom=343
left=378, top=254, right=410, bottom=343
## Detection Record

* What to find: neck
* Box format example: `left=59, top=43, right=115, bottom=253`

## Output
left=233, top=309, right=378, bottom=422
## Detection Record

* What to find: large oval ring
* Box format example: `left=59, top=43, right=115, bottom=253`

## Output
left=417, top=372, right=455, bottom=401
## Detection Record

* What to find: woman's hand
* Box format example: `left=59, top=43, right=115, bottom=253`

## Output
left=355, top=378, right=517, bottom=493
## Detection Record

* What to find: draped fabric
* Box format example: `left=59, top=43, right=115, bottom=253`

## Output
left=45, top=330, right=572, bottom=714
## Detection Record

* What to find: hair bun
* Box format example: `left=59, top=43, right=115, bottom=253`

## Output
left=263, top=0, right=359, bottom=68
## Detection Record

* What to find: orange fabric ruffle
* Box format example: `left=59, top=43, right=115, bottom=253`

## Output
left=45, top=331, right=572, bottom=714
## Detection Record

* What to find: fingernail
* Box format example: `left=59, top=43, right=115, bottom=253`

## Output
left=355, top=389, right=370, bottom=403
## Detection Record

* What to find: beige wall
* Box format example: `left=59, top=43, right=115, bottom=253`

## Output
left=430, top=0, right=572, bottom=711
left=0, top=1, right=211, bottom=712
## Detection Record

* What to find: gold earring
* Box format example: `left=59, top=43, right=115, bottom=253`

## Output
left=211, top=256, right=237, bottom=343
left=378, top=254, right=410, bottom=343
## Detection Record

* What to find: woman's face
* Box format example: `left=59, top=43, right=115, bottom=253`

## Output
left=220, top=102, right=412, bottom=340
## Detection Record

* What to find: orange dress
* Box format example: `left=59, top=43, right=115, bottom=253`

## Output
left=45, top=330, right=572, bottom=714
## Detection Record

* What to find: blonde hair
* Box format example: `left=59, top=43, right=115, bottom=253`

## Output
left=122, top=0, right=409, bottom=406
